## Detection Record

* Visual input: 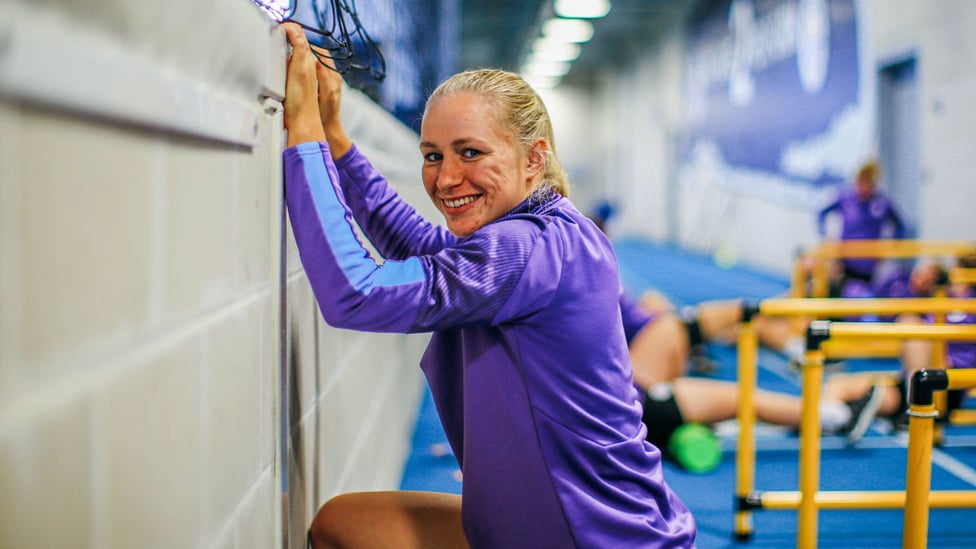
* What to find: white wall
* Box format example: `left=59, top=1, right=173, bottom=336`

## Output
left=870, top=0, right=976, bottom=241
left=538, top=87, right=599, bottom=210
left=0, top=1, right=430, bottom=548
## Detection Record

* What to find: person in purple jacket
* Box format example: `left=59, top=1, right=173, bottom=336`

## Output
left=817, top=161, right=907, bottom=295
left=280, top=23, right=696, bottom=549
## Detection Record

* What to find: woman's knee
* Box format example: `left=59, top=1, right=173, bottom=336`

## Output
left=309, top=493, right=360, bottom=549
left=631, top=313, right=689, bottom=386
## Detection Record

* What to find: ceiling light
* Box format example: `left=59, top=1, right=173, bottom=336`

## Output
left=523, top=59, right=572, bottom=77
left=522, top=73, right=562, bottom=90
left=542, top=17, right=594, bottom=43
left=554, top=0, right=611, bottom=19
left=531, top=38, right=581, bottom=62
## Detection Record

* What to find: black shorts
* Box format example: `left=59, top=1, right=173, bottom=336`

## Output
left=642, top=386, right=685, bottom=453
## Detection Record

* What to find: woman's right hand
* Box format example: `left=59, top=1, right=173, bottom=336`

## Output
left=312, top=47, right=353, bottom=159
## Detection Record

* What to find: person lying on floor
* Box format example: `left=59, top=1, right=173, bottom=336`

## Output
left=626, top=259, right=975, bottom=462
left=633, top=259, right=949, bottom=372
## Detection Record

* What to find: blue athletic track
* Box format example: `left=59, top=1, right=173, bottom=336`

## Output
left=400, top=237, right=976, bottom=548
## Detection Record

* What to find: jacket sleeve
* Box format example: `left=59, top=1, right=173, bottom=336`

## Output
left=816, top=194, right=841, bottom=236
left=618, top=292, right=654, bottom=344
left=283, top=142, right=556, bottom=333
left=884, top=197, right=908, bottom=238
left=334, top=145, right=457, bottom=259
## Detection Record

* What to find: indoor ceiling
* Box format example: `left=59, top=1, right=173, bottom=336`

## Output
left=458, top=0, right=694, bottom=86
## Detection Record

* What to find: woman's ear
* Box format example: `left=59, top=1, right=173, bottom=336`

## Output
left=526, top=138, right=548, bottom=176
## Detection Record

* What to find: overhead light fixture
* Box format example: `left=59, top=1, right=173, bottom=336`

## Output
left=522, top=73, right=562, bottom=90
left=523, top=59, right=572, bottom=77
left=531, top=38, right=582, bottom=62
left=250, top=0, right=295, bottom=21
left=554, top=0, right=611, bottom=19
left=542, top=17, right=595, bottom=43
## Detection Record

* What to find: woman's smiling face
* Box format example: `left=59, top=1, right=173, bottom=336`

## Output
left=420, top=92, right=541, bottom=237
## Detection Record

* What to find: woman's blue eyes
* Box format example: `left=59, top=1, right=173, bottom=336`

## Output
left=423, top=149, right=481, bottom=162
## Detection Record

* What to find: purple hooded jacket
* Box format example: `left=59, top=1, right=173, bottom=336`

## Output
left=284, top=141, right=696, bottom=549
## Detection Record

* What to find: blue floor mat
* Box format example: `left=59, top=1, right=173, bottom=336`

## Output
left=614, top=237, right=790, bottom=306
left=399, top=386, right=462, bottom=494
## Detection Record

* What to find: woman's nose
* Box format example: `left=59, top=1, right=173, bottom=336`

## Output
left=437, top=157, right=463, bottom=189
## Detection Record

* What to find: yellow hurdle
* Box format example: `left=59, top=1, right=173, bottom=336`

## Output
left=903, top=368, right=976, bottom=549
left=821, top=338, right=901, bottom=358
left=793, top=322, right=976, bottom=549
left=758, top=489, right=976, bottom=509
left=812, top=239, right=976, bottom=259
left=951, top=267, right=976, bottom=286
left=733, top=299, right=976, bottom=543
left=733, top=320, right=758, bottom=540
left=797, top=341, right=825, bottom=549
left=790, top=239, right=976, bottom=298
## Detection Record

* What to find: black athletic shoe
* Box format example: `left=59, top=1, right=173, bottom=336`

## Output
left=890, top=411, right=909, bottom=432
left=788, top=357, right=847, bottom=373
left=843, top=385, right=885, bottom=445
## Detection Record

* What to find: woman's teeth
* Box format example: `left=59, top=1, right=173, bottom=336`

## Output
left=444, top=196, right=478, bottom=208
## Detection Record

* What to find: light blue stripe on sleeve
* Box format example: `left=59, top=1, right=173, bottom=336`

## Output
left=296, top=142, right=425, bottom=294
left=373, top=256, right=425, bottom=289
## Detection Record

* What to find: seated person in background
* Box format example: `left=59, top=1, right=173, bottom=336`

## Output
left=817, top=161, right=907, bottom=296
left=630, top=255, right=975, bottom=457
left=636, top=259, right=948, bottom=368
left=623, top=292, right=890, bottom=453
left=634, top=290, right=803, bottom=363
left=872, top=258, right=946, bottom=300
left=621, top=291, right=725, bottom=387
left=860, top=253, right=976, bottom=429
left=852, top=259, right=948, bottom=322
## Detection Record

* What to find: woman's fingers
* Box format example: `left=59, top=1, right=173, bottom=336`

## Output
left=310, top=44, right=338, bottom=72
left=313, top=48, right=343, bottom=95
left=310, top=46, right=344, bottom=132
left=281, top=21, right=308, bottom=49
left=281, top=22, right=317, bottom=77
left=280, top=22, right=325, bottom=141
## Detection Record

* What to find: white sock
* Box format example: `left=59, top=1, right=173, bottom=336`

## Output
left=820, top=401, right=852, bottom=431
left=783, top=336, right=806, bottom=361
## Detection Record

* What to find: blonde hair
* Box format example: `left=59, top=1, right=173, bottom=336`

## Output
left=857, top=161, right=879, bottom=184
left=426, top=69, right=571, bottom=197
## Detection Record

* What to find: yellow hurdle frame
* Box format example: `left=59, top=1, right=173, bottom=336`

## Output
left=790, top=239, right=976, bottom=299
left=786, top=240, right=974, bottom=367
left=951, top=267, right=976, bottom=286
left=734, top=300, right=976, bottom=547
left=903, top=368, right=976, bottom=548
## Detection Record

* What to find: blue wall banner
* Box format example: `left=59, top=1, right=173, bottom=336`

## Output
left=288, top=0, right=457, bottom=133
left=680, top=0, right=873, bottom=207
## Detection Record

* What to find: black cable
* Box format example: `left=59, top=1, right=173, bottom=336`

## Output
left=283, top=0, right=386, bottom=83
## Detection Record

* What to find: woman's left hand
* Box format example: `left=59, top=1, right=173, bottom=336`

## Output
left=281, top=22, right=326, bottom=146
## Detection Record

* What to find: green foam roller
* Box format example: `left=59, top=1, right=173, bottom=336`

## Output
left=668, top=422, right=721, bottom=474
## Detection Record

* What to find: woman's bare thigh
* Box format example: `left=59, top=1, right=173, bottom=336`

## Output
left=308, top=490, right=468, bottom=549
